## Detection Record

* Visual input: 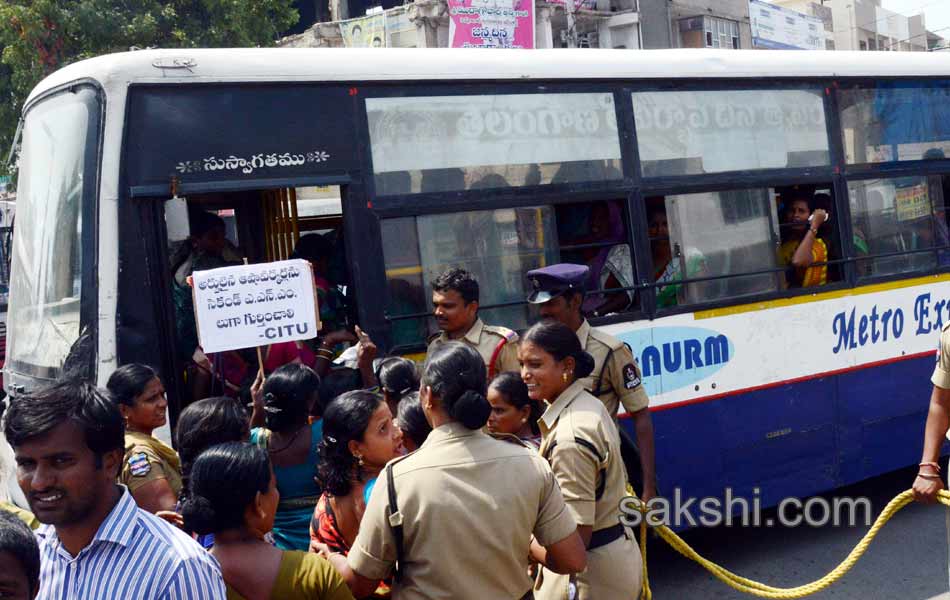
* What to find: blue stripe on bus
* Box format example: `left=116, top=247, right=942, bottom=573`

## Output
left=622, top=353, right=938, bottom=528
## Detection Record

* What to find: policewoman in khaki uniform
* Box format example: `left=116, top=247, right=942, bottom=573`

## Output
left=526, top=263, right=656, bottom=502
left=912, top=323, right=950, bottom=586
left=325, top=342, right=586, bottom=600
left=107, top=364, right=182, bottom=514
left=520, top=321, right=642, bottom=600
left=426, top=267, right=520, bottom=377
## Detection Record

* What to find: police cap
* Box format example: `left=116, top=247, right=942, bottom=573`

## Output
left=526, top=263, right=589, bottom=304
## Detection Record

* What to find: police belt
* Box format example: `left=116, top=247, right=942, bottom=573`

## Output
left=588, top=523, right=625, bottom=551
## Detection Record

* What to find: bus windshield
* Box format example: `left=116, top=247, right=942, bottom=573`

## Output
left=6, top=87, right=98, bottom=380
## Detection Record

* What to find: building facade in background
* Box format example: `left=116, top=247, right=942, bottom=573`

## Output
left=279, top=0, right=944, bottom=51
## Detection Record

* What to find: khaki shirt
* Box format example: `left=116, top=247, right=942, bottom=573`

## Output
left=348, top=422, right=576, bottom=600
left=536, top=381, right=643, bottom=600
left=538, top=381, right=629, bottom=530
left=576, top=320, right=649, bottom=418
left=426, top=318, right=520, bottom=376
left=932, top=323, right=950, bottom=390
left=120, top=431, right=183, bottom=498
left=932, top=324, right=950, bottom=442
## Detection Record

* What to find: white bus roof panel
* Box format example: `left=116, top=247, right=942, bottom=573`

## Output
left=27, top=47, right=950, bottom=105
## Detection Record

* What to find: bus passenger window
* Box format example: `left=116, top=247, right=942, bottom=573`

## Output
left=633, top=89, right=830, bottom=177
left=838, top=81, right=950, bottom=165
left=367, top=93, right=623, bottom=195
left=381, top=207, right=559, bottom=349
left=646, top=184, right=842, bottom=309
left=848, top=176, right=950, bottom=278
left=775, top=185, right=840, bottom=289
left=556, top=199, right=637, bottom=316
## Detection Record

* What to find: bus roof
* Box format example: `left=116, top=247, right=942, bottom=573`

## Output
left=27, top=47, right=950, bottom=106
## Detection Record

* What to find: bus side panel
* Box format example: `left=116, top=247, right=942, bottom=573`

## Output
left=836, top=355, right=933, bottom=487
left=718, top=378, right=838, bottom=507
left=627, top=355, right=935, bottom=528
left=642, top=380, right=837, bottom=519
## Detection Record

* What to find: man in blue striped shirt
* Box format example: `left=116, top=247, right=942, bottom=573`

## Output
left=4, top=379, right=226, bottom=599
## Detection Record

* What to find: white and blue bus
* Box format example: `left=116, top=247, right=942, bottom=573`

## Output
left=6, top=48, right=950, bottom=513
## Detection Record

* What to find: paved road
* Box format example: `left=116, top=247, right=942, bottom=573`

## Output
left=643, top=466, right=950, bottom=599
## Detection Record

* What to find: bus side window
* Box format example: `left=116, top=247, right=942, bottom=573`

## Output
left=556, top=199, right=637, bottom=316
left=646, top=191, right=778, bottom=308
left=380, top=207, right=559, bottom=350
left=848, top=176, right=950, bottom=278
left=645, top=184, right=843, bottom=310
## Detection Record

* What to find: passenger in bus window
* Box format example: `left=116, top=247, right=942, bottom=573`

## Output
left=520, top=321, right=642, bottom=600
left=106, top=364, right=182, bottom=517
left=526, top=263, right=656, bottom=502
left=577, top=201, right=635, bottom=317
left=426, top=268, right=520, bottom=378
left=777, top=192, right=829, bottom=289
left=648, top=202, right=707, bottom=308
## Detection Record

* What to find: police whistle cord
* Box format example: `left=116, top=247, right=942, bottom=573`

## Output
left=630, top=487, right=950, bottom=600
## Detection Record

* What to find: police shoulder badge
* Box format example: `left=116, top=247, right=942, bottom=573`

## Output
left=623, top=364, right=641, bottom=390
left=128, top=452, right=151, bottom=477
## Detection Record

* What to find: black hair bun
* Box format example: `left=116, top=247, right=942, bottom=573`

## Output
left=574, top=351, right=595, bottom=380
left=452, top=390, right=491, bottom=430
left=181, top=495, right=218, bottom=535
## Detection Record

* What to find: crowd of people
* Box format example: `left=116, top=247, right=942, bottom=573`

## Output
left=0, top=259, right=659, bottom=600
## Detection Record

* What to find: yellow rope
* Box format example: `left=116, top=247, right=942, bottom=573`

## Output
left=633, top=488, right=950, bottom=599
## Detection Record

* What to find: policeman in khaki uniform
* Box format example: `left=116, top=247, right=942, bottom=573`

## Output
left=526, top=263, right=657, bottom=501
left=520, top=322, right=642, bottom=600
left=912, top=322, right=950, bottom=586
left=426, top=267, right=520, bottom=378
left=326, top=343, right=586, bottom=600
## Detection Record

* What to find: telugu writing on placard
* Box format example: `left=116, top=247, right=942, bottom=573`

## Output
left=192, top=259, right=320, bottom=354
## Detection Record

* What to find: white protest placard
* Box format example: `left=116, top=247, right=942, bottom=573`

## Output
left=192, top=259, right=320, bottom=354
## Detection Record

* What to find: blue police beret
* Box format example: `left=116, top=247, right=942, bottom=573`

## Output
left=526, top=263, right=589, bottom=304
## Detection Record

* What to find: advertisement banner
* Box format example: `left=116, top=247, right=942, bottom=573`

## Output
left=750, top=0, right=824, bottom=51
left=448, top=0, right=534, bottom=49
left=341, top=13, right=387, bottom=47
left=192, top=259, right=320, bottom=354
left=896, top=184, right=931, bottom=222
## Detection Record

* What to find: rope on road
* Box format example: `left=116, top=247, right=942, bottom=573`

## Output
left=631, top=487, right=950, bottom=599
